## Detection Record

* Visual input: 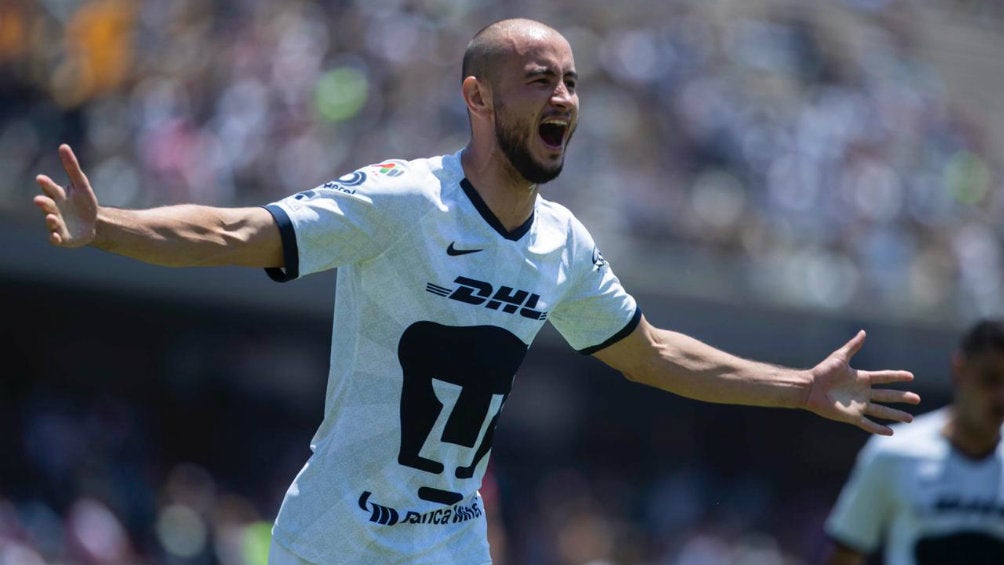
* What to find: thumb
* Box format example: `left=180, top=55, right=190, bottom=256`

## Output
left=835, top=330, right=866, bottom=361
left=59, top=144, right=94, bottom=197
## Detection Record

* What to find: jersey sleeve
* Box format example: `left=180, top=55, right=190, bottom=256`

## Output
left=547, top=219, right=640, bottom=354
left=824, top=437, right=894, bottom=554
left=262, top=161, right=421, bottom=281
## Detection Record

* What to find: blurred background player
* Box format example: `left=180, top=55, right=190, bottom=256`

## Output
left=824, top=319, right=1004, bottom=565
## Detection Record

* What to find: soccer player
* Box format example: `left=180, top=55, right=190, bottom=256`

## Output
left=34, top=18, right=921, bottom=565
left=824, top=319, right=1004, bottom=565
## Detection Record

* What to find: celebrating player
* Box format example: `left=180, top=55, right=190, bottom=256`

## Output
left=34, top=18, right=920, bottom=565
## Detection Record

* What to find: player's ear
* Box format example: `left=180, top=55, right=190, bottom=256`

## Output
left=462, top=76, right=492, bottom=118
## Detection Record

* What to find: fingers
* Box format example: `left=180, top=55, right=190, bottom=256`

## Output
left=835, top=330, right=866, bottom=361
left=865, top=402, right=914, bottom=424
left=34, top=193, right=70, bottom=246
left=36, top=174, right=67, bottom=201
left=33, top=194, right=58, bottom=214
left=45, top=213, right=63, bottom=231
left=858, top=418, right=894, bottom=436
left=866, top=370, right=914, bottom=385
left=48, top=226, right=64, bottom=245
left=870, top=388, right=921, bottom=405
left=33, top=192, right=65, bottom=243
left=59, top=143, right=90, bottom=192
left=858, top=397, right=917, bottom=435
left=36, top=211, right=67, bottom=245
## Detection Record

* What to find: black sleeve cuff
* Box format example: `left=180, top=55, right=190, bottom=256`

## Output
left=577, top=307, right=642, bottom=355
left=262, top=204, right=300, bottom=282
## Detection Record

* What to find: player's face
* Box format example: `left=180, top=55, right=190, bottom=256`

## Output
left=955, top=349, right=1004, bottom=436
left=490, top=33, right=578, bottom=185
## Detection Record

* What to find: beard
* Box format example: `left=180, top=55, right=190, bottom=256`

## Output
left=493, top=100, right=565, bottom=185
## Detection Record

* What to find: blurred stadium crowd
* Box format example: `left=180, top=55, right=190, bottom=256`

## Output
left=3, top=0, right=1004, bottom=321
left=1, top=0, right=1002, bottom=564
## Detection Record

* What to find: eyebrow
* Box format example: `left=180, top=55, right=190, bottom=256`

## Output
left=525, top=67, right=578, bottom=81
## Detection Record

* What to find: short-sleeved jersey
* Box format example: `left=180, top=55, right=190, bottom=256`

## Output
left=825, top=408, right=1004, bottom=565
left=263, top=151, right=640, bottom=565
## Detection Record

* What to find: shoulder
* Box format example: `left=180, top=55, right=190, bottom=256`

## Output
left=350, top=154, right=458, bottom=197
left=286, top=153, right=459, bottom=212
left=535, top=196, right=616, bottom=280
left=535, top=196, right=578, bottom=228
left=535, top=196, right=595, bottom=249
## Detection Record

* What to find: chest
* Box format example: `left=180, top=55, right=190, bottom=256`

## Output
left=354, top=206, right=576, bottom=340
left=896, top=451, right=1004, bottom=523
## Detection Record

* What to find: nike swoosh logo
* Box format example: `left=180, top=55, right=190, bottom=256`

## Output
left=447, top=242, right=483, bottom=256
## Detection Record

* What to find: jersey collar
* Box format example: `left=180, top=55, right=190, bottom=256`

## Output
left=460, top=178, right=534, bottom=241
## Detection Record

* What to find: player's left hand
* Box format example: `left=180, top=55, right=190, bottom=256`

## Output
left=804, top=330, right=920, bottom=435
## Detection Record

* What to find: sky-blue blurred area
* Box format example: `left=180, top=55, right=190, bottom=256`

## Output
left=2, top=0, right=1003, bottom=564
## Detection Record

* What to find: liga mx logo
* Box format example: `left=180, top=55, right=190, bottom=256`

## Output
left=374, top=162, right=405, bottom=177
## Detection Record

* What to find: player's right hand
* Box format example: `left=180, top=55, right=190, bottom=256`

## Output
left=33, top=144, right=99, bottom=248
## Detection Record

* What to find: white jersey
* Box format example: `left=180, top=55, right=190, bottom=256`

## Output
left=825, top=407, right=1004, bottom=565
left=263, top=152, right=639, bottom=565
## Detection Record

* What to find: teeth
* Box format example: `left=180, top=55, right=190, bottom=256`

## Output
left=542, top=119, right=568, bottom=126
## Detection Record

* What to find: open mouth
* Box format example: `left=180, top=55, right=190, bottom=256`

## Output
left=538, top=120, right=568, bottom=149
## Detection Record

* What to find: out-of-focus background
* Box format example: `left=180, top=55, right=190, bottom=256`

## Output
left=2, top=0, right=1002, bottom=563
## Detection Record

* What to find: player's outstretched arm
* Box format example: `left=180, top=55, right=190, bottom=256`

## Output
left=33, top=144, right=283, bottom=268
left=592, top=315, right=920, bottom=435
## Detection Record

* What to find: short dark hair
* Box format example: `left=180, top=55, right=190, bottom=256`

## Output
left=959, top=319, right=1004, bottom=358
left=461, top=19, right=559, bottom=86
left=462, top=25, right=502, bottom=86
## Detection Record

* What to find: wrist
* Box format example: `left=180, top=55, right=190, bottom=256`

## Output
left=91, top=206, right=113, bottom=250
left=795, top=368, right=815, bottom=411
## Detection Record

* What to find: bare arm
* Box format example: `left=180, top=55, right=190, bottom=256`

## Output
left=593, top=315, right=920, bottom=435
left=83, top=205, right=283, bottom=268
left=33, top=144, right=283, bottom=268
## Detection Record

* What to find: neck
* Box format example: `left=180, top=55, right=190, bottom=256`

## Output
left=944, top=407, right=1002, bottom=459
left=460, top=144, right=538, bottom=232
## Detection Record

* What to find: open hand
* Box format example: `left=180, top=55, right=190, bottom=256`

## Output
left=804, top=330, right=921, bottom=435
left=33, top=144, right=99, bottom=247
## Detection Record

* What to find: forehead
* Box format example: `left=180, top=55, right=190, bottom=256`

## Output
left=502, top=30, right=576, bottom=74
